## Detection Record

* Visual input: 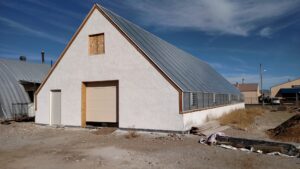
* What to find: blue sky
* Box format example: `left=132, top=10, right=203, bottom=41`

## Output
left=0, top=0, right=300, bottom=89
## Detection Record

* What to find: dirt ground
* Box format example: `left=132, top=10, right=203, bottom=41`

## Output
left=0, top=108, right=300, bottom=169
left=224, top=106, right=298, bottom=141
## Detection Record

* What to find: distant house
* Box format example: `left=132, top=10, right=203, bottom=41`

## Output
left=35, top=4, right=244, bottom=132
left=234, top=83, right=260, bottom=104
left=271, top=78, right=300, bottom=98
left=0, top=58, right=50, bottom=119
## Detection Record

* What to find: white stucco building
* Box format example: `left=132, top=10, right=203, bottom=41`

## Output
left=35, top=4, right=244, bottom=132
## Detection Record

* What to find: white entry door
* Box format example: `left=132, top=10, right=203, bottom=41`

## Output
left=50, top=90, right=61, bottom=125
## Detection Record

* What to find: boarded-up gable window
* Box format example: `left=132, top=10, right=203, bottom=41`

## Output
left=89, top=33, right=104, bottom=55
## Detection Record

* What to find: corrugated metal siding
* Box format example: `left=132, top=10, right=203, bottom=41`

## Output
left=100, top=6, right=240, bottom=95
left=0, top=59, right=50, bottom=119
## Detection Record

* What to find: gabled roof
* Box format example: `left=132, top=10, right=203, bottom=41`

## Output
left=36, top=4, right=240, bottom=96
left=234, top=83, right=259, bottom=92
left=98, top=5, right=240, bottom=95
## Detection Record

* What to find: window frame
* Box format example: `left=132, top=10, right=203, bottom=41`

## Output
left=190, top=92, right=197, bottom=107
left=88, top=33, right=105, bottom=55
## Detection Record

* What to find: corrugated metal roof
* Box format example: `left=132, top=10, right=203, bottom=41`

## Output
left=0, top=59, right=50, bottom=119
left=99, top=5, right=240, bottom=95
left=0, top=59, right=50, bottom=83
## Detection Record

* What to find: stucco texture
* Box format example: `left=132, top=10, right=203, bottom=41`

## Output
left=183, top=103, right=245, bottom=130
left=35, top=9, right=184, bottom=131
left=36, top=8, right=245, bottom=132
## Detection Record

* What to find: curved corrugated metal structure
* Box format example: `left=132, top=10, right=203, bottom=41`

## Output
left=0, top=59, right=50, bottom=119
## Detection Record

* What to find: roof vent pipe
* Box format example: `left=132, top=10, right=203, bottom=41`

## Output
left=41, top=49, right=45, bottom=64
left=19, top=56, right=26, bottom=62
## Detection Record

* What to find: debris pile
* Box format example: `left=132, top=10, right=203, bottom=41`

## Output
left=153, top=133, right=184, bottom=142
left=0, top=120, right=11, bottom=125
left=288, top=107, right=300, bottom=113
left=190, top=120, right=230, bottom=136
left=199, top=133, right=300, bottom=158
left=277, top=106, right=287, bottom=111
left=14, top=115, right=34, bottom=122
left=91, top=127, right=117, bottom=135
left=190, top=127, right=206, bottom=136
left=268, top=114, right=300, bottom=142
left=0, top=115, right=34, bottom=124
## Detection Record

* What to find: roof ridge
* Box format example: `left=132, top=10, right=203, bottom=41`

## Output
left=97, top=4, right=209, bottom=65
left=97, top=3, right=240, bottom=94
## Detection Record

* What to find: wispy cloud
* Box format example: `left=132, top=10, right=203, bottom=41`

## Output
left=259, top=18, right=300, bottom=37
left=25, top=0, right=84, bottom=20
left=0, top=16, right=66, bottom=44
left=206, top=56, right=256, bottom=73
left=259, top=27, right=272, bottom=38
left=225, top=73, right=259, bottom=84
left=202, top=47, right=263, bottom=55
left=122, top=0, right=300, bottom=36
left=1, top=0, right=78, bottom=32
left=0, top=46, right=57, bottom=62
left=0, top=47, right=21, bottom=54
left=209, top=61, right=248, bottom=73
left=46, top=19, right=76, bottom=32
left=210, top=62, right=225, bottom=69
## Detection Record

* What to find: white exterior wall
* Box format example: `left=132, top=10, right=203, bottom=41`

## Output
left=183, top=103, right=245, bottom=130
left=35, top=9, right=184, bottom=131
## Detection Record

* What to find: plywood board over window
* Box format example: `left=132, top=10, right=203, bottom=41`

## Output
left=89, top=33, right=104, bottom=55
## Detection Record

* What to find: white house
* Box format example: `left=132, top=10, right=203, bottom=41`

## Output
left=35, top=4, right=244, bottom=132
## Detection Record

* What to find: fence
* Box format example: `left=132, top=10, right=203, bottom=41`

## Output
left=183, top=92, right=243, bottom=112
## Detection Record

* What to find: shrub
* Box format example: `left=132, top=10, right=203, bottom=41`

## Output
left=218, top=107, right=265, bottom=130
left=125, top=130, right=139, bottom=139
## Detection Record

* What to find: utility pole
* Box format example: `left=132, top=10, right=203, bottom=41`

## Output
left=296, top=92, right=299, bottom=108
left=260, top=64, right=264, bottom=106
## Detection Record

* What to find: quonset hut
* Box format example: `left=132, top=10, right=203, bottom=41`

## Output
left=0, top=58, right=50, bottom=119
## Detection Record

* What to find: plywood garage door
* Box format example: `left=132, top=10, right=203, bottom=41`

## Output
left=86, top=82, right=117, bottom=123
